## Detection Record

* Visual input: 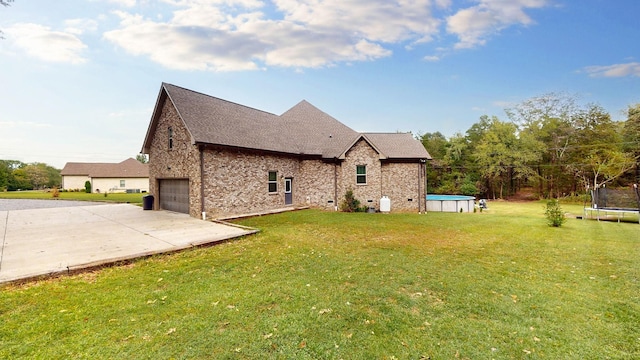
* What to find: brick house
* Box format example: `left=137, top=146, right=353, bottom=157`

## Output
left=61, top=158, right=149, bottom=193
left=141, top=83, right=431, bottom=218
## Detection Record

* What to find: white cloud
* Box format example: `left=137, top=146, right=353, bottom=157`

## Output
left=109, top=0, right=137, bottom=7
left=100, top=0, right=556, bottom=71
left=447, top=0, right=549, bottom=49
left=273, top=0, right=441, bottom=44
left=103, top=0, right=443, bottom=71
left=6, top=23, right=88, bottom=64
left=104, top=10, right=263, bottom=71
left=64, top=18, right=99, bottom=35
left=583, top=62, right=640, bottom=78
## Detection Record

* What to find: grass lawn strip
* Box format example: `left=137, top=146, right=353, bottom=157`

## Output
left=0, top=202, right=638, bottom=358
left=0, top=190, right=144, bottom=204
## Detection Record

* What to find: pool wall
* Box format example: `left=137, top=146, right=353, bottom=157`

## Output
left=426, top=195, right=475, bottom=213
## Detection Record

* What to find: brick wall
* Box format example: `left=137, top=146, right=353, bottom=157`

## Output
left=336, top=139, right=427, bottom=212
left=149, top=101, right=426, bottom=218
left=201, top=148, right=301, bottom=218
left=340, top=139, right=382, bottom=210
left=298, top=159, right=338, bottom=210
left=148, top=99, right=202, bottom=217
left=381, top=162, right=426, bottom=212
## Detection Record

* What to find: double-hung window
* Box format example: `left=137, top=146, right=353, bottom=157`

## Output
left=356, top=165, right=367, bottom=185
left=268, top=171, right=278, bottom=193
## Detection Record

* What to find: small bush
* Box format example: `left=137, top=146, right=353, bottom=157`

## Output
left=460, top=182, right=478, bottom=196
left=84, top=181, right=92, bottom=193
left=51, top=187, right=60, bottom=198
left=545, top=199, right=566, bottom=227
left=340, top=189, right=367, bottom=212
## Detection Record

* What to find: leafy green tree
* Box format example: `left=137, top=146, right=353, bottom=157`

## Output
left=136, top=153, right=149, bottom=164
left=545, top=199, right=566, bottom=227
left=420, top=132, right=450, bottom=193
left=474, top=117, right=543, bottom=199
left=568, top=104, right=628, bottom=190
left=9, top=167, right=32, bottom=190
left=0, top=161, right=10, bottom=190
left=420, top=131, right=475, bottom=195
left=0, top=160, right=61, bottom=191
left=44, top=164, right=62, bottom=188
left=507, top=93, right=579, bottom=198
left=622, top=104, right=640, bottom=182
left=584, top=150, right=636, bottom=189
left=474, top=117, right=516, bottom=199
left=419, top=132, right=447, bottom=160
left=506, top=92, right=578, bottom=130
left=23, top=164, right=49, bottom=189
left=1, top=160, right=26, bottom=191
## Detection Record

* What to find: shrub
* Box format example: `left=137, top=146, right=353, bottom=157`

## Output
left=84, top=181, right=91, bottom=193
left=51, top=187, right=60, bottom=198
left=545, top=199, right=566, bottom=227
left=460, top=182, right=478, bottom=196
left=339, top=189, right=367, bottom=212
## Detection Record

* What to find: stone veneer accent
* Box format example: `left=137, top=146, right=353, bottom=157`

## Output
left=149, top=102, right=426, bottom=218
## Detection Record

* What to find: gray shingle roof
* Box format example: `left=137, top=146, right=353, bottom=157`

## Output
left=362, top=133, right=432, bottom=160
left=142, top=83, right=431, bottom=160
left=61, top=158, right=149, bottom=178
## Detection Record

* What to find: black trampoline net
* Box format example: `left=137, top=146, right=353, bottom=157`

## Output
left=591, top=186, right=640, bottom=210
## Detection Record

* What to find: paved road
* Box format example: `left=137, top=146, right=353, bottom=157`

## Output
left=0, top=199, right=105, bottom=211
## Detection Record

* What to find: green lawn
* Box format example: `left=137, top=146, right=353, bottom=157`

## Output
left=0, top=190, right=144, bottom=204
left=1, top=202, right=638, bottom=359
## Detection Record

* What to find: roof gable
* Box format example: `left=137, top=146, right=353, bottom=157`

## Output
left=280, top=100, right=359, bottom=158
left=362, top=133, right=432, bottom=160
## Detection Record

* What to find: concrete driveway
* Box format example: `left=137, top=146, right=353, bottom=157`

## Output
left=0, top=202, right=257, bottom=284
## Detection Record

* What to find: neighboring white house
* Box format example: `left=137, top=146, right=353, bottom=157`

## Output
left=60, top=158, right=149, bottom=193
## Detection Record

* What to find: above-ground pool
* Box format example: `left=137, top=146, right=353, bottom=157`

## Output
left=426, top=194, right=475, bottom=213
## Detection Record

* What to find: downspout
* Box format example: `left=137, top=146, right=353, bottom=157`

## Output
left=199, top=145, right=206, bottom=220
left=334, top=160, right=338, bottom=211
left=380, top=161, right=383, bottom=208
left=418, top=162, right=421, bottom=214
left=422, top=159, right=428, bottom=213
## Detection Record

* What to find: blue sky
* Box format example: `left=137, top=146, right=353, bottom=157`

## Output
left=1, top=0, right=639, bottom=169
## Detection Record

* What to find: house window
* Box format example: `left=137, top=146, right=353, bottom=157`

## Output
left=268, top=171, right=278, bottom=193
left=356, top=165, right=367, bottom=184
left=120, top=180, right=125, bottom=188
left=168, top=127, right=174, bottom=149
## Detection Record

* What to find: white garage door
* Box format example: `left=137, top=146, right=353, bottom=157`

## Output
left=159, top=179, right=190, bottom=214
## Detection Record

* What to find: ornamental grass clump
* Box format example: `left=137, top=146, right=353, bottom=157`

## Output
left=545, top=199, right=566, bottom=227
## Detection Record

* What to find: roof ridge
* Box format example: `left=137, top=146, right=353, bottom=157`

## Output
left=163, top=82, right=279, bottom=117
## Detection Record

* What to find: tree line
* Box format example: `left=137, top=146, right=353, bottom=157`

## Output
left=420, top=93, right=639, bottom=199
left=0, top=161, right=61, bottom=191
